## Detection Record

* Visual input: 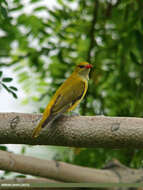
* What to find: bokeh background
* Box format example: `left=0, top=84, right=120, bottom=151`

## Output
left=0, top=0, right=143, bottom=179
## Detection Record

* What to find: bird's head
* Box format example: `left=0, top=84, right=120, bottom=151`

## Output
left=74, top=62, right=92, bottom=79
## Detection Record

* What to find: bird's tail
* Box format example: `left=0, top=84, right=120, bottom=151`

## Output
left=32, top=120, right=43, bottom=138
left=32, top=116, right=51, bottom=138
left=32, top=112, right=62, bottom=138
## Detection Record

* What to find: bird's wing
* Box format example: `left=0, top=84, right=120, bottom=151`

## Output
left=50, top=79, right=86, bottom=115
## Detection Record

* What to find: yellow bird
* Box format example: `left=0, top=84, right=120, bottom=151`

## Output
left=32, top=62, right=92, bottom=138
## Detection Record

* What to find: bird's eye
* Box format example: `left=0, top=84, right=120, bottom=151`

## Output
left=78, top=65, right=84, bottom=68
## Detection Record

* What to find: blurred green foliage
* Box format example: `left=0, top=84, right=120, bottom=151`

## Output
left=0, top=0, right=143, bottom=173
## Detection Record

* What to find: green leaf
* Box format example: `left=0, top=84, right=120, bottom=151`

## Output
left=1, top=83, right=11, bottom=92
left=0, top=6, right=8, bottom=18
left=2, top=77, right=13, bottom=82
left=34, top=6, right=47, bottom=12
left=9, top=86, right=18, bottom=91
left=10, top=5, right=24, bottom=12
left=30, top=0, right=39, bottom=3
left=57, top=0, right=64, bottom=5
left=0, top=71, right=3, bottom=78
left=0, top=145, right=7, bottom=151
left=130, top=52, right=140, bottom=65
left=4, top=170, right=10, bottom=175
left=11, top=91, right=18, bottom=99
left=15, top=175, right=26, bottom=178
left=134, top=30, right=143, bottom=57
left=21, top=146, right=26, bottom=154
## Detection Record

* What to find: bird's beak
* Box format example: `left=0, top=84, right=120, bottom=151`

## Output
left=85, top=64, right=93, bottom=69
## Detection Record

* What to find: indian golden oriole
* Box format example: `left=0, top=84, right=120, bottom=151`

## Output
left=32, top=62, right=92, bottom=138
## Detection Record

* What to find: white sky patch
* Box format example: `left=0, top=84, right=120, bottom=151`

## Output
left=28, top=35, right=41, bottom=50
left=18, top=25, right=30, bottom=35
left=9, top=0, right=59, bottom=19
left=129, top=71, right=136, bottom=78
left=96, top=36, right=103, bottom=46
left=0, top=29, right=7, bottom=37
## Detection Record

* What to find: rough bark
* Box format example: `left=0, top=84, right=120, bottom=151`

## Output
left=0, top=112, right=143, bottom=148
left=0, top=150, right=143, bottom=183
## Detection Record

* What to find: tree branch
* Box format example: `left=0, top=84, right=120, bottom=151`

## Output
left=87, top=0, right=98, bottom=63
left=0, top=150, right=143, bottom=183
left=1, top=112, right=143, bottom=148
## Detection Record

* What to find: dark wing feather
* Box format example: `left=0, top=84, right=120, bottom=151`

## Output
left=51, top=80, right=85, bottom=114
